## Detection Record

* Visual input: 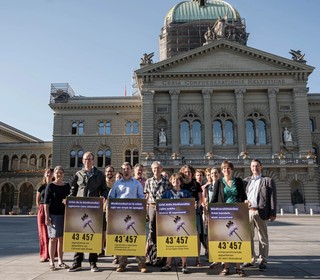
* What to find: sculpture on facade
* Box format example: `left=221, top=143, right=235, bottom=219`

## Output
left=159, top=128, right=167, bottom=145
left=289, top=49, right=306, bottom=63
left=140, top=52, right=154, bottom=64
left=213, top=15, right=227, bottom=38
left=204, top=26, right=214, bottom=41
left=283, top=127, right=293, bottom=143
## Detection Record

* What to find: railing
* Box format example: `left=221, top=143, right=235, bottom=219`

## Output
left=141, top=157, right=316, bottom=168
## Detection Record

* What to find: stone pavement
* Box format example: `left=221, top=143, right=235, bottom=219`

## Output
left=0, top=214, right=319, bottom=280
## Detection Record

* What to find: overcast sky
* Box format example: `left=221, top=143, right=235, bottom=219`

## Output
left=1, top=0, right=319, bottom=141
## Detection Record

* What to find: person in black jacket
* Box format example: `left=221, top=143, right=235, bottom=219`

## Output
left=209, top=160, right=247, bottom=277
left=68, top=151, right=108, bottom=273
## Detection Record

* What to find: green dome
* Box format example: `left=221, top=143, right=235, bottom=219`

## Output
left=164, top=0, right=241, bottom=25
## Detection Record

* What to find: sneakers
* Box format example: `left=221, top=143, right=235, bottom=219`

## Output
left=90, top=263, right=99, bottom=272
left=259, top=261, right=267, bottom=270
left=68, top=263, right=81, bottom=272
left=182, top=265, right=188, bottom=274
left=241, top=262, right=255, bottom=268
left=140, top=267, right=147, bottom=273
left=116, top=266, right=126, bottom=272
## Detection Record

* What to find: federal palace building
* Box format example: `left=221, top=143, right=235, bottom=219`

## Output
left=1, top=0, right=320, bottom=215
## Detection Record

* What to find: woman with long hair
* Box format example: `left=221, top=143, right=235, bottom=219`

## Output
left=36, top=168, right=54, bottom=262
left=44, top=165, right=70, bottom=271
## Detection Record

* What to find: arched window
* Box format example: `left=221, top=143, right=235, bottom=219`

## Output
left=213, top=120, right=222, bottom=145
left=180, top=121, right=190, bottom=145
left=213, top=113, right=234, bottom=145
left=310, top=118, right=315, bottom=132
left=246, top=112, right=268, bottom=145
left=69, top=149, right=84, bottom=168
left=97, top=148, right=112, bottom=168
left=99, top=121, right=112, bottom=135
left=2, top=155, right=9, bottom=172
left=124, top=148, right=139, bottom=165
left=133, top=121, right=139, bottom=134
left=99, top=122, right=105, bottom=135
left=71, top=121, right=84, bottom=135
left=77, top=150, right=84, bottom=167
left=39, top=154, right=46, bottom=169
left=126, top=121, right=131, bottom=134
left=78, top=122, right=84, bottom=135
left=192, top=120, right=201, bottom=145
left=70, top=150, right=76, bottom=167
left=72, top=122, right=77, bottom=135
left=125, top=121, right=139, bottom=134
left=179, top=112, right=202, bottom=146
left=21, top=155, right=28, bottom=170
left=246, top=120, right=255, bottom=145
left=225, top=120, right=234, bottom=145
left=132, top=149, right=139, bottom=166
left=106, top=122, right=111, bottom=135
left=97, top=149, right=104, bottom=167
left=258, top=120, right=267, bottom=144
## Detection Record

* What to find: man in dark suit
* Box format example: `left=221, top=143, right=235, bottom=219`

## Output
left=243, top=159, right=277, bottom=270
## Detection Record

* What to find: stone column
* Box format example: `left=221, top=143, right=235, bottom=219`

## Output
left=31, top=189, right=38, bottom=214
left=235, top=88, right=246, bottom=153
left=293, top=87, right=313, bottom=154
left=268, top=88, right=280, bottom=154
left=141, top=90, right=155, bottom=158
left=202, top=89, right=213, bottom=154
left=11, top=190, right=20, bottom=214
left=170, top=90, right=180, bottom=155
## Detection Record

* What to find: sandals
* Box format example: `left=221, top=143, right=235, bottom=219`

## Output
left=58, top=263, right=70, bottom=269
left=195, top=258, right=202, bottom=267
left=49, top=263, right=56, bottom=271
left=236, top=268, right=246, bottom=277
left=220, top=268, right=230, bottom=276
left=160, top=265, right=172, bottom=271
left=40, top=258, right=48, bottom=262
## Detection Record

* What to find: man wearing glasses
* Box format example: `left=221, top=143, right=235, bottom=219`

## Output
left=68, top=151, right=108, bottom=273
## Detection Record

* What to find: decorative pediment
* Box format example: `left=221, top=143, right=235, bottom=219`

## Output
left=135, top=39, right=314, bottom=79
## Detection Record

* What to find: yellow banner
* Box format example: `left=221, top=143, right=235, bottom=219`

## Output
left=64, top=232, right=102, bottom=253
left=106, top=198, right=146, bottom=256
left=207, top=203, right=252, bottom=263
left=156, top=198, right=198, bottom=257
left=209, top=241, right=252, bottom=262
left=106, top=234, right=145, bottom=256
left=63, top=197, right=104, bottom=253
left=157, top=235, right=198, bottom=257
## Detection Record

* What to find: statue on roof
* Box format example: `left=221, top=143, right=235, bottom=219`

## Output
left=289, top=49, right=306, bottom=63
left=141, top=52, right=154, bottom=64
left=213, top=15, right=228, bottom=38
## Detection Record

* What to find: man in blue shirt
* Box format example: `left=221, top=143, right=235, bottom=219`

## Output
left=108, top=162, right=147, bottom=273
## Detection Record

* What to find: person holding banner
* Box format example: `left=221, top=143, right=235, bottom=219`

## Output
left=179, top=165, right=203, bottom=267
left=160, top=173, right=192, bottom=274
left=44, top=165, right=71, bottom=271
left=108, top=161, right=147, bottom=273
left=145, top=161, right=170, bottom=266
left=242, top=159, right=277, bottom=271
left=68, top=151, right=108, bottom=273
left=209, top=161, right=247, bottom=277
left=204, top=167, right=222, bottom=268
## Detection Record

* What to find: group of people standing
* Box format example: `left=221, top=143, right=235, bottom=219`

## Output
left=37, top=152, right=277, bottom=277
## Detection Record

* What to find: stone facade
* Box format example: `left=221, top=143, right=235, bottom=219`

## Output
left=1, top=2, right=320, bottom=215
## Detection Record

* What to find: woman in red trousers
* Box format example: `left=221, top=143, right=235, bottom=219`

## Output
left=36, top=168, right=54, bottom=262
